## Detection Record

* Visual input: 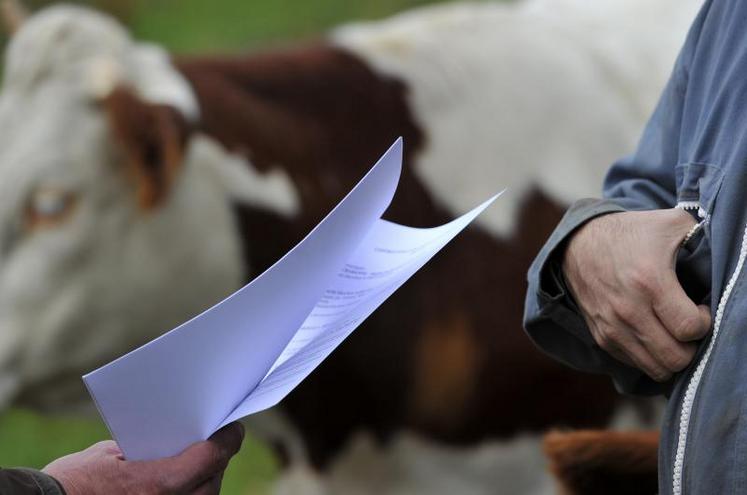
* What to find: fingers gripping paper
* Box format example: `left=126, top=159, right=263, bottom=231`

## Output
left=83, top=139, right=502, bottom=461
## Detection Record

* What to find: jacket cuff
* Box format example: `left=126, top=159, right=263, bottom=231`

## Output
left=4, top=468, right=66, bottom=494
left=523, top=198, right=670, bottom=396
left=530, top=198, right=626, bottom=334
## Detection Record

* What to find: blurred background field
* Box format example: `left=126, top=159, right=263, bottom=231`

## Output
left=1, top=0, right=460, bottom=53
left=0, top=0, right=457, bottom=493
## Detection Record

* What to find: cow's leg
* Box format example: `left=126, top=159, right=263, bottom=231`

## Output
left=275, top=431, right=556, bottom=495
left=246, top=408, right=331, bottom=495
left=271, top=463, right=327, bottom=495
left=243, top=407, right=314, bottom=468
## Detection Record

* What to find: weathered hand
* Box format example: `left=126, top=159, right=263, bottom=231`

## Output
left=43, top=422, right=244, bottom=495
left=563, top=208, right=711, bottom=382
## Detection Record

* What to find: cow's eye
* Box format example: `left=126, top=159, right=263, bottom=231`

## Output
left=25, top=187, right=77, bottom=229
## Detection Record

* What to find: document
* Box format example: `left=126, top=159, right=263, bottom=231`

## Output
left=83, top=138, right=501, bottom=461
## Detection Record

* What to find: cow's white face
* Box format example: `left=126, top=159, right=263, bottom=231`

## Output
left=0, top=6, right=250, bottom=411
left=0, top=77, right=119, bottom=388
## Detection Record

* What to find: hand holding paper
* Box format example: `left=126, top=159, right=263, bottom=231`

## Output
left=84, top=138, right=502, bottom=460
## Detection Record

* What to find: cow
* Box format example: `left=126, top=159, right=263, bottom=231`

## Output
left=0, top=0, right=698, bottom=492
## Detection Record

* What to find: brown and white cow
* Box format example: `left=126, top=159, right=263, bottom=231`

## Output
left=0, top=0, right=698, bottom=492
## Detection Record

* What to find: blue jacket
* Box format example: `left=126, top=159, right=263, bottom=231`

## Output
left=524, top=0, right=747, bottom=493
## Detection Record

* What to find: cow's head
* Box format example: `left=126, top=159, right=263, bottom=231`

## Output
left=0, top=3, right=251, bottom=410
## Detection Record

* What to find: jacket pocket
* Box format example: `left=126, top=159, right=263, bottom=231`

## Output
left=674, top=162, right=724, bottom=307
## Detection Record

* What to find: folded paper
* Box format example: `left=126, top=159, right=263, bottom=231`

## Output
left=84, top=138, right=501, bottom=460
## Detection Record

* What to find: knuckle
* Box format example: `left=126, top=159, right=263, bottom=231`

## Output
left=594, top=330, right=612, bottom=350
left=676, top=314, right=702, bottom=339
left=603, top=325, right=623, bottom=344
left=663, top=352, right=690, bottom=372
left=205, top=443, right=228, bottom=472
left=650, top=368, right=672, bottom=382
left=97, top=440, right=121, bottom=456
left=89, top=440, right=115, bottom=452
left=613, top=302, right=639, bottom=326
left=627, top=267, right=657, bottom=293
left=654, top=361, right=673, bottom=381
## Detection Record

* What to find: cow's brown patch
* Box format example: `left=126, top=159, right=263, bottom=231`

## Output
left=409, top=311, right=480, bottom=431
left=103, top=86, right=191, bottom=209
left=544, top=429, right=659, bottom=495
left=176, top=45, right=430, bottom=228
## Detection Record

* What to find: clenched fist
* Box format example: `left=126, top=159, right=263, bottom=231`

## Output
left=563, top=208, right=711, bottom=382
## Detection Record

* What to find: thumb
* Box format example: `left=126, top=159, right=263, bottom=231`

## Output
left=653, top=270, right=711, bottom=342
left=157, top=422, right=244, bottom=491
left=694, top=304, right=712, bottom=339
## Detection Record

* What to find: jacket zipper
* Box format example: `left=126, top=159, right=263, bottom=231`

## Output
left=676, top=201, right=707, bottom=248
left=671, top=202, right=747, bottom=495
left=676, top=200, right=708, bottom=222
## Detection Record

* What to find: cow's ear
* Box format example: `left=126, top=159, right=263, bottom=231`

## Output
left=102, top=86, right=192, bottom=209
left=1, top=0, right=28, bottom=35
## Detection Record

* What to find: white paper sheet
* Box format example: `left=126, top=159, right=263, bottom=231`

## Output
left=83, top=138, right=501, bottom=461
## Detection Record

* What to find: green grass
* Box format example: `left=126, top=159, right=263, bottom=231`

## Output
left=131, top=0, right=452, bottom=53
left=0, top=409, right=110, bottom=468
left=0, top=408, right=278, bottom=495
left=1, top=0, right=456, bottom=55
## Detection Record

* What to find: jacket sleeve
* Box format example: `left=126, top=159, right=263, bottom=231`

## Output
left=523, top=1, right=712, bottom=396
left=0, top=468, right=65, bottom=494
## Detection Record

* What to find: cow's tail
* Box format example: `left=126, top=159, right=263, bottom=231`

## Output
left=543, top=429, right=659, bottom=495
